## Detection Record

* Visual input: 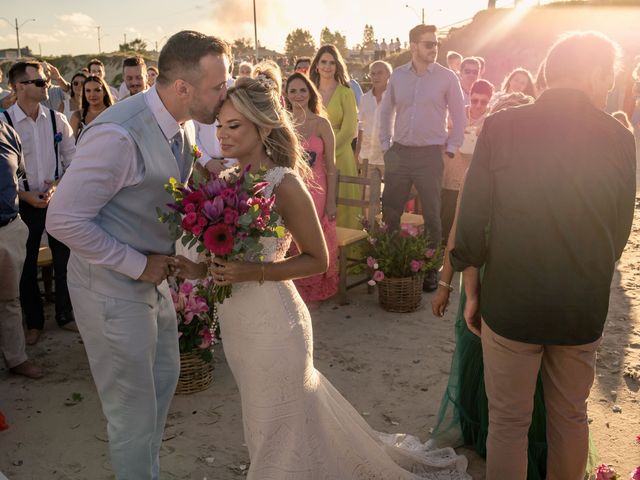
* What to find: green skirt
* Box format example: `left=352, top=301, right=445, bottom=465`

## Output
left=431, top=285, right=597, bottom=479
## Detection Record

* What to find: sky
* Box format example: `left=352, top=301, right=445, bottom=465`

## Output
left=0, top=0, right=524, bottom=57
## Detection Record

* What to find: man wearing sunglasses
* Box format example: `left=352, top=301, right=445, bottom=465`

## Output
left=378, top=23, right=466, bottom=292
left=3, top=61, right=76, bottom=346
left=459, top=57, right=482, bottom=106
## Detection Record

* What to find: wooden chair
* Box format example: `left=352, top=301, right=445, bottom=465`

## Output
left=335, top=169, right=382, bottom=305
left=37, top=246, right=54, bottom=302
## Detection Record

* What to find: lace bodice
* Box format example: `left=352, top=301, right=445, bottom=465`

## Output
left=260, top=166, right=294, bottom=262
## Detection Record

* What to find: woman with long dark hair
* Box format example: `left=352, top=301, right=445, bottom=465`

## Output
left=69, top=75, right=114, bottom=139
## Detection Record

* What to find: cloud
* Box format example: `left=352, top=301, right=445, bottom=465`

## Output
left=56, top=12, right=97, bottom=36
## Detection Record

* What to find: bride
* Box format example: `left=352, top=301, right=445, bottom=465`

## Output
left=175, top=69, right=470, bottom=480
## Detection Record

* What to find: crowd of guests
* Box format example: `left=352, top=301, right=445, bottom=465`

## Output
left=1, top=23, right=640, bottom=479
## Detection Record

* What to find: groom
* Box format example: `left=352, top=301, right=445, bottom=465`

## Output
left=46, top=31, right=230, bottom=479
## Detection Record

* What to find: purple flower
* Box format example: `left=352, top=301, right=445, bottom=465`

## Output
left=202, top=197, right=224, bottom=221
left=202, top=178, right=225, bottom=198
left=425, top=248, right=436, bottom=259
left=630, top=467, right=640, bottom=480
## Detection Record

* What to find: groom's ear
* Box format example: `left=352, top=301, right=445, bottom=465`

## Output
left=173, top=79, right=190, bottom=99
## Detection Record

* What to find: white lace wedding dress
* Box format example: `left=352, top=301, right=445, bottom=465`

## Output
left=217, top=167, right=471, bottom=480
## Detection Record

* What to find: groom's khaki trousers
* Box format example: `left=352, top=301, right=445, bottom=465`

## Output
left=68, top=276, right=179, bottom=480
left=481, top=321, right=600, bottom=480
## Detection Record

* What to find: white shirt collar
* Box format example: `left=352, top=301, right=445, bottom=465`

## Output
left=10, top=102, right=48, bottom=123
left=144, top=85, right=181, bottom=141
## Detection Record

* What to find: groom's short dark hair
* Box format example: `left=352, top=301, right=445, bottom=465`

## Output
left=157, top=31, right=229, bottom=86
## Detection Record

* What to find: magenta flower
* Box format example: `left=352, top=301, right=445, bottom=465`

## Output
left=180, top=282, right=194, bottom=295
left=198, top=327, right=213, bottom=349
left=595, top=464, right=618, bottom=480
left=223, top=208, right=239, bottom=226
left=630, top=467, right=640, bottom=480
left=203, top=223, right=234, bottom=255
left=410, top=259, right=424, bottom=273
left=191, top=224, right=203, bottom=237
left=425, top=248, right=436, bottom=259
left=184, top=203, right=195, bottom=214
left=373, top=270, right=385, bottom=282
left=202, top=178, right=225, bottom=198
left=366, top=256, right=377, bottom=268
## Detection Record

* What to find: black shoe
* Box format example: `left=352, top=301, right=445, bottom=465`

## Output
left=56, top=311, right=76, bottom=328
left=423, top=270, right=438, bottom=292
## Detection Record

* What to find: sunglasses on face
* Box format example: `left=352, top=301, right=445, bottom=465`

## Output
left=463, top=69, right=479, bottom=75
left=20, top=78, right=50, bottom=88
left=417, top=41, right=440, bottom=49
left=470, top=98, right=488, bottom=106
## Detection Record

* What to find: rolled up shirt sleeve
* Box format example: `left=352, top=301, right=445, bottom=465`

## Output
left=450, top=115, right=493, bottom=271
left=378, top=77, right=395, bottom=152
left=46, top=124, right=148, bottom=280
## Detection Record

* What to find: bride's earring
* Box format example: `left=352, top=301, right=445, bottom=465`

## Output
left=265, top=145, right=272, bottom=157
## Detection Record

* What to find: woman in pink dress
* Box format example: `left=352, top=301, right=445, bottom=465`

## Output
left=285, top=72, right=338, bottom=305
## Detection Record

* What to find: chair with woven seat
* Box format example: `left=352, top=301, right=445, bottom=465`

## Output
left=335, top=169, right=382, bottom=305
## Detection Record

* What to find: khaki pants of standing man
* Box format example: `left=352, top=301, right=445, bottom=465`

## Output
left=481, top=321, right=600, bottom=480
left=0, top=216, right=29, bottom=368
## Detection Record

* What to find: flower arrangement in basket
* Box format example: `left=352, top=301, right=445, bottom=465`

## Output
left=158, top=164, right=284, bottom=304
left=169, top=277, right=217, bottom=363
left=362, top=218, right=441, bottom=312
left=593, top=435, right=640, bottom=479
left=168, top=276, right=218, bottom=394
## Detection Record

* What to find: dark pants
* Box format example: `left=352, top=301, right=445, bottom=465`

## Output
left=19, top=201, right=73, bottom=329
left=440, top=188, right=460, bottom=246
left=382, top=144, right=444, bottom=247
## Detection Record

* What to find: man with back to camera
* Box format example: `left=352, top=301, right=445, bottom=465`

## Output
left=451, top=31, right=636, bottom=479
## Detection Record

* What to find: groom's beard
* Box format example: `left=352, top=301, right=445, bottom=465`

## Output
left=189, top=99, right=223, bottom=125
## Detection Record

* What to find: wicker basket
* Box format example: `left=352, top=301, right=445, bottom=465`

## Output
left=377, top=274, right=424, bottom=313
left=175, top=351, right=213, bottom=395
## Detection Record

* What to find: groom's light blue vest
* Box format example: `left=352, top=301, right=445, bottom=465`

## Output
left=68, top=93, right=195, bottom=304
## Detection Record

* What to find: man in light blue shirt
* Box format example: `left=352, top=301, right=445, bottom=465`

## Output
left=378, top=24, right=465, bottom=291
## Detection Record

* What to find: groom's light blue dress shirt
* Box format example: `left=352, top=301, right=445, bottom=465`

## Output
left=46, top=86, right=188, bottom=280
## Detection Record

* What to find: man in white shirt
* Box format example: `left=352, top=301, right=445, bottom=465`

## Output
left=118, top=56, right=149, bottom=100
left=3, top=61, right=76, bottom=346
left=357, top=60, right=392, bottom=178
left=88, top=58, right=120, bottom=101
left=47, top=31, right=230, bottom=479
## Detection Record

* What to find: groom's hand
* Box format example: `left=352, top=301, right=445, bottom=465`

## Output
left=138, top=255, right=175, bottom=285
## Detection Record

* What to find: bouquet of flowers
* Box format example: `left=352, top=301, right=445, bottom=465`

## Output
left=158, top=164, right=284, bottom=303
left=169, top=277, right=217, bottom=362
left=362, top=217, right=442, bottom=286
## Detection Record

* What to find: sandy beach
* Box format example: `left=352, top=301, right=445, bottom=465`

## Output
left=1, top=207, right=640, bottom=479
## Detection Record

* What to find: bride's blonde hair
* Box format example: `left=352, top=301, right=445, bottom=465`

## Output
left=225, top=68, right=311, bottom=180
